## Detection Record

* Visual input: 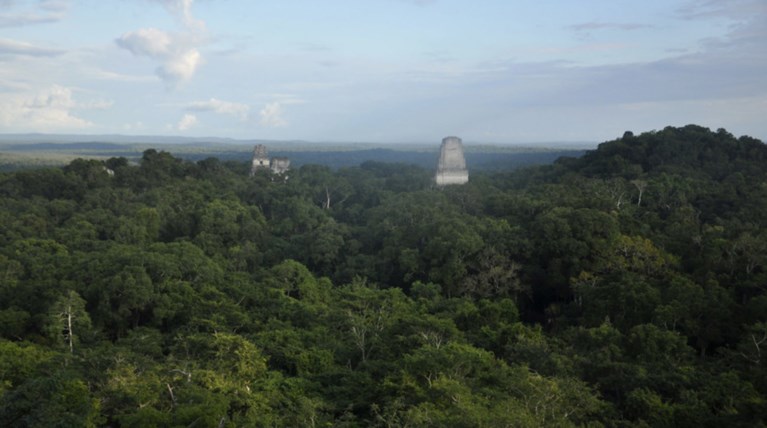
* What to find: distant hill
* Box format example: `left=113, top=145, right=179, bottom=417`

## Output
left=558, top=124, right=766, bottom=180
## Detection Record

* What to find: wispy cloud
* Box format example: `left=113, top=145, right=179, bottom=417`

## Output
left=395, top=0, right=437, bottom=6
left=39, top=0, right=69, bottom=13
left=569, top=22, right=654, bottom=32
left=675, top=0, right=766, bottom=20
left=0, top=38, right=64, bottom=57
left=0, top=13, right=59, bottom=27
left=152, top=0, right=205, bottom=31
left=87, top=68, right=156, bottom=83
left=567, top=22, right=654, bottom=42
left=672, top=0, right=767, bottom=58
left=186, top=98, right=250, bottom=120
left=0, top=0, right=68, bottom=28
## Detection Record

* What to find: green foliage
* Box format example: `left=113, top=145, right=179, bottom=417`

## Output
left=0, top=371, right=102, bottom=427
left=0, top=126, right=765, bottom=425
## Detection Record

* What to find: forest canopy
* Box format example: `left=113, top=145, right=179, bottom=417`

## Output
left=0, top=125, right=766, bottom=426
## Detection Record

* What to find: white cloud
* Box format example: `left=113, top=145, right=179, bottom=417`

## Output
left=153, top=0, right=205, bottom=31
left=116, top=28, right=202, bottom=87
left=0, top=0, right=68, bottom=28
left=177, top=113, right=198, bottom=130
left=0, top=38, right=64, bottom=57
left=39, top=1, right=69, bottom=13
left=257, top=97, right=305, bottom=128
left=87, top=69, right=156, bottom=83
left=186, top=98, right=250, bottom=120
left=117, top=0, right=206, bottom=88
left=157, top=48, right=201, bottom=83
left=26, top=84, right=76, bottom=109
left=0, top=85, right=106, bottom=130
left=116, top=28, right=173, bottom=57
left=0, top=13, right=58, bottom=27
left=259, top=102, right=288, bottom=127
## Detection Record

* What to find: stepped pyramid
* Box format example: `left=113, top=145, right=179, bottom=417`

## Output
left=435, top=136, right=469, bottom=185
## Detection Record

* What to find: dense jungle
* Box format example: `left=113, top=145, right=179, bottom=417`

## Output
left=1, top=124, right=766, bottom=427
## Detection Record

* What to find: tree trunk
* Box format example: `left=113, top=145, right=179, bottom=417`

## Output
left=67, top=304, right=73, bottom=354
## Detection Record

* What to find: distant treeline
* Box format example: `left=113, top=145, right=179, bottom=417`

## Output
left=1, top=142, right=584, bottom=171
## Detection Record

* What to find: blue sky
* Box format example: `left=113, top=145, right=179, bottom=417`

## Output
left=1, top=0, right=765, bottom=143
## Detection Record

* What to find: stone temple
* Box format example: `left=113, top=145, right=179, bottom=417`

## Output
left=434, top=136, right=469, bottom=185
left=250, top=144, right=290, bottom=176
left=270, top=157, right=291, bottom=175
left=250, top=144, right=270, bottom=175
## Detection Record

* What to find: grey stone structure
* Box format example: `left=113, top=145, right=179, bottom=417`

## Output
left=250, top=144, right=290, bottom=176
left=250, top=144, right=270, bottom=176
left=270, top=157, right=290, bottom=175
left=434, top=136, right=469, bottom=185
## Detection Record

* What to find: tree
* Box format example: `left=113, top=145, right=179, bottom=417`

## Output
left=0, top=372, right=102, bottom=427
left=45, top=290, right=92, bottom=356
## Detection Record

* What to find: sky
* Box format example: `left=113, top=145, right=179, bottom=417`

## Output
left=0, top=0, right=765, bottom=144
